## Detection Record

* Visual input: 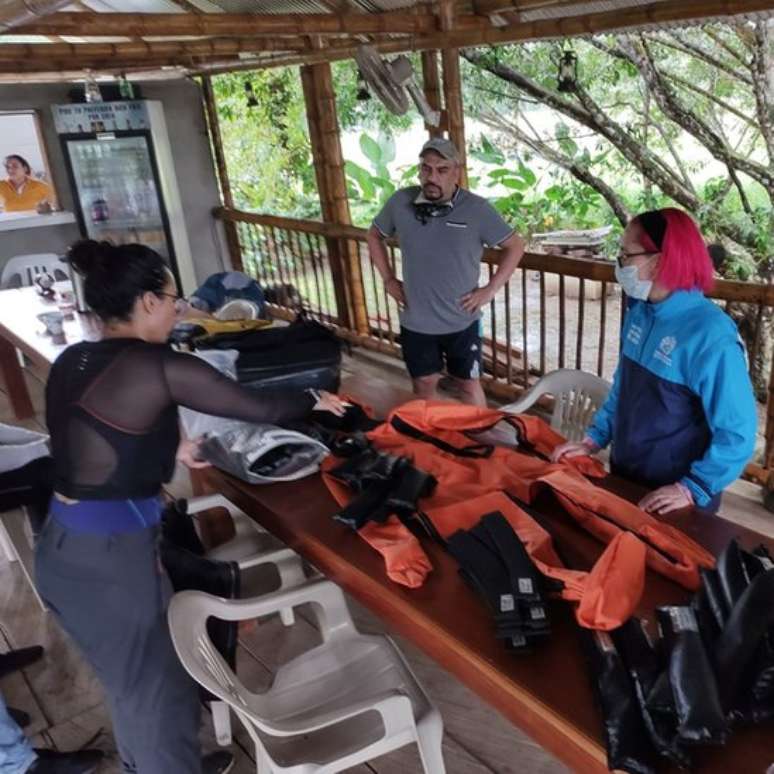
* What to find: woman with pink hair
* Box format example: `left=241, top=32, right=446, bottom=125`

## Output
left=553, top=208, right=756, bottom=515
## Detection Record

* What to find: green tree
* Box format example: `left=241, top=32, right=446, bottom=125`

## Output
left=212, top=68, right=320, bottom=218
left=461, top=22, right=774, bottom=393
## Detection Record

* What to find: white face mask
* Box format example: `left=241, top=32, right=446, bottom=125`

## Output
left=615, top=263, right=653, bottom=301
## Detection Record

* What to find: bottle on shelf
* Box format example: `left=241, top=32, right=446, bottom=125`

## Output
left=118, top=74, right=135, bottom=100
left=84, top=73, right=103, bottom=103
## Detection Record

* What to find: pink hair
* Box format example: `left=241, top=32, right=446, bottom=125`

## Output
left=635, top=208, right=715, bottom=293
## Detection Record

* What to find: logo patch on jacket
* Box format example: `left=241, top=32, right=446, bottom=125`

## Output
left=627, top=323, right=643, bottom=345
left=653, top=335, right=677, bottom=366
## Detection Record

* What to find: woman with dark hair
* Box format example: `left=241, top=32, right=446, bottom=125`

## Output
left=553, top=208, right=757, bottom=515
left=34, top=240, right=345, bottom=774
left=0, top=154, right=53, bottom=212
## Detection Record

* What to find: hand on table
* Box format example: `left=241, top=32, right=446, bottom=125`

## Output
left=313, top=391, right=348, bottom=416
left=176, top=437, right=211, bottom=469
left=460, top=286, right=495, bottom=314
left=638, top=483, right=694, bottom=515
left=551, top=437, right=600, bottom=463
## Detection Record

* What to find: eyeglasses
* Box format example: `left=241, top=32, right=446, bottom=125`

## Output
left=616, top=250, right=659, bottom=268
left=157, top=292, right=189, bottom=314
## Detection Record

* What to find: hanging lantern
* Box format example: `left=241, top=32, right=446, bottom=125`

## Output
left=557, top=50, right=578, bottom=93
left=356, top=69, right=371, bottom=101
left=244, top=81, right=259, bottom=109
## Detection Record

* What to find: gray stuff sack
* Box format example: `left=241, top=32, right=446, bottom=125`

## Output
left=200, top=423, right=328, bottom=484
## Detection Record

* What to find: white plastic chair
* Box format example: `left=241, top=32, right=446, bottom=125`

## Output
left=0, top=423, right=50, bottom=611
left=168, top=580, right=446, bottom=774
left=502, top=368, right=611, bottom=442
left=187, top=494, right=305, bottom=626
left=0, top=253, right=67, bottom=289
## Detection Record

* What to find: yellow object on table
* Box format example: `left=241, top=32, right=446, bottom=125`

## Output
left=179, top=317, right=272, bottom=336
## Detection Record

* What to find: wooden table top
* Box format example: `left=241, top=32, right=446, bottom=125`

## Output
left=201, top=373, right=774, bottom=774
left=0, top=283, right=99, bottom=371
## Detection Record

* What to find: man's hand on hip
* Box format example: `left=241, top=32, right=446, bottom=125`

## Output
left=460, top=286, right=495, bottom=313
left=385, top=277, right=407, bottom=307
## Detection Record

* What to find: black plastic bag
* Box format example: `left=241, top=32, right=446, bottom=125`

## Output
left=653, top=606, right=728, bottom=745
left=613, top=619, right=691, bottom=768
left=160, top=500, right=240, bottom=673
left=714, top=569, right=774, bottom=719
left=580, top=627, right=658, bottom=774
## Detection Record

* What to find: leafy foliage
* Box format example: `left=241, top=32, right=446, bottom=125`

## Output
left=345, top=132, right=419, bottom=225
left=461, top=25, right=774, bottom=277
left=212, top=68, right=320, bottom=218
left=212, top=24, right=773, bottom=280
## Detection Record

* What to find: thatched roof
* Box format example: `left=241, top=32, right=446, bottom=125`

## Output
left=1, top=0, right=772, bottom=81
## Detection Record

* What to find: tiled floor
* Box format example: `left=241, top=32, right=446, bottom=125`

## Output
left=1, top=350, right=771, bottom=773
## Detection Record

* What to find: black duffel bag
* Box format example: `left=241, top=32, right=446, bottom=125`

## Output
left=195, top=315, right=342, bottom=394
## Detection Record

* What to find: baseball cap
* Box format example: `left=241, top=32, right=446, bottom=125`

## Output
left=419, top=137, right=460, bottom=163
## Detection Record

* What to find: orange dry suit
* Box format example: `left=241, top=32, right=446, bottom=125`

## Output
left=323, top=400, right=715, bottom=630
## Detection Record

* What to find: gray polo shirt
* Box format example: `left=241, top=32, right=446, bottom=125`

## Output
left=373, top=186, right=514, bottom=335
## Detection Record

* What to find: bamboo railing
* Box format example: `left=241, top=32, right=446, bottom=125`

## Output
left=214, top=206, right=774, bottom=485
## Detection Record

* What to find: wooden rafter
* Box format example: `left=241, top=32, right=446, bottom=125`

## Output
left=166, top=0, right=205, bottom=14
left=473, top=0, right=653, bottom=15
left=474, top=0, right=774, bottom=22
left=2, top=0, right=773, bottom=75
left=191, top=0, right=774, bottom=74
left=0, top=0, right=70, bottom=31
left=0, top=36, right=311, bottom=61
left=0, top=65, right=189, bottom=81
left=11, top=9, right=486, bottom=37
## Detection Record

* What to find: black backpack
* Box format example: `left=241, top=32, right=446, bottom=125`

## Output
left=195, top=315, right=342, bottom=394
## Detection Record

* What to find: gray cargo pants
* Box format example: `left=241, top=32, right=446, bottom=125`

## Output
left=35, top=519, right=202, bottom=774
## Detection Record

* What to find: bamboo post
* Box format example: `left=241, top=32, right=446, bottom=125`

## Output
left=421, top=50, right=445, bottom=138
left=300, top=62, right=369, bottom=334
left=438, top=0, right=468, bottom=186
left=200, top=75, right=243, bottom=272
left=765, top=354, right=774, bottom=477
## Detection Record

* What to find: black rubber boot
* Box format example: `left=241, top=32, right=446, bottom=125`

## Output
left=28, top=748, right=104, bottom=774
left=0, top=646, right=44, bottom=678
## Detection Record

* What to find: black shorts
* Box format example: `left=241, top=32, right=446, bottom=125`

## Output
left=400, top=321, right=482, bottom=380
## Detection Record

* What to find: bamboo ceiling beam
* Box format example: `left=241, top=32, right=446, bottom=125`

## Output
left=166, top=0, right=205, bottom=14
left=474, top=0, right=647, bottom=15
left=12, top=9, right=488, bottom=38
left=475, top=0, right=774, bottom=20
left=193, top=0, right=774, bottom=74
left=0, top=0, right=70, bottom=31
left=4, top=0, right=771, bottom=76
left=0, top=64, right=190, bottom=81
left=0, top=57, right=233, bottom=72
left=0, top=36, right=311, bottom=61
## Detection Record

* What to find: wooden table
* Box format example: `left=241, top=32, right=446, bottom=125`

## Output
left=1, top=287, right=771, bottom=770
left=199, top=374, right=774, bottom=774
left=0, top=284, right=99, bottom=418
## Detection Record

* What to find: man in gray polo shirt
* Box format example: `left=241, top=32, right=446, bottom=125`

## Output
left=367, top=138, right=524, bottom=406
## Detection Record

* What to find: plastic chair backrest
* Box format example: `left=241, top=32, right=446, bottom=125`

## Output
left=504, top=368, right=610, bottom=442
left=0, top=254, right=67, bottom=289
left=168, top=581, right=354, bottom=732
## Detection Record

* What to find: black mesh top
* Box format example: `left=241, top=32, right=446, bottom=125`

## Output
left=46, top=338, right=314, bottom=500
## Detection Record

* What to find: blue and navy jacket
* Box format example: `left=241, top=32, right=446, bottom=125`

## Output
left=586, top=289, right=757, bottom=509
